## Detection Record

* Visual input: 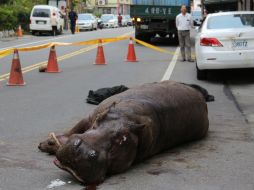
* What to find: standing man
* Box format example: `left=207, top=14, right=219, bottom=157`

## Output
left=176, top=5, right=194, bottom=62
left=60, top=6, right=67, bottom=30
left=51, top=12, right=58, bottom=36
left=118, top=13, right=122, bottom=27
left=69, top=7, right=78, bottom=34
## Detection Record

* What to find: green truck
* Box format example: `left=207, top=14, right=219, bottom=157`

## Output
left=130, top=0, right=190, bottom=43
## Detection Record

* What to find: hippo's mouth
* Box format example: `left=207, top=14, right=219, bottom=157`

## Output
left=54, top=158, right=85, bottom=184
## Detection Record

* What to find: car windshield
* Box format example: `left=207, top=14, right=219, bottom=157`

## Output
left=78, top=14, right=92, bottom=20
left=101, top=15, right=114, bottom=21
left=32, top=8, right=50, bottom=17
left=207, top=14, right=254, bottom=29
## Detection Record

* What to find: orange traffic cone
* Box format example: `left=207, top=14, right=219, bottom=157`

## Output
left=17, top=25, right=23, bottom=38
left=7, top=49, right=25, bottom=86
left=94, top=39, right=106, bottom=65
left=46, top=46, right=61, bottom=73
left=126, top=37, right=138, bottom=62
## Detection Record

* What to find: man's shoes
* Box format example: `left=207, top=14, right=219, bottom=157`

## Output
left=187, top=59, right=194, bottom=62
left=180, top=58, right=186, bottom=62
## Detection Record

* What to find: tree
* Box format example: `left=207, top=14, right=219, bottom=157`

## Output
left=0, top=0, right=47, bottom=30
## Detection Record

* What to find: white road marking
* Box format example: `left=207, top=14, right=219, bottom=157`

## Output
left=161, top=47, right=180, bottom=81
left=0, top=34, right=75, bottom=51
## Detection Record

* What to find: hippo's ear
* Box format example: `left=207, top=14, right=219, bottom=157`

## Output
left=128, top=123, right=145, bottom=133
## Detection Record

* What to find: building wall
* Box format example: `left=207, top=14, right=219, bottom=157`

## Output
left=97, top=0, right=131, bottom=14
left=239, top=0, right=254, bottom=10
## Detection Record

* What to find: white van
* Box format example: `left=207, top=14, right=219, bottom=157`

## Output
left=30, top=5, right=64, bottom=35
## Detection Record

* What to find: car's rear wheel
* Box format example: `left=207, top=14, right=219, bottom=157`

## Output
left=196, top=65, right=207, bottom=80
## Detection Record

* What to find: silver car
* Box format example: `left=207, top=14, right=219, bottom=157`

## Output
left=76, top=14, right=98, bottom=31
left=101, top=14, right=118, bottom=28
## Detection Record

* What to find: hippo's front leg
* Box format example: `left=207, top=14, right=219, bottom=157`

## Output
left=64, top=117, right=92, bottom=137
left=38, top=117, right=91, bottom=155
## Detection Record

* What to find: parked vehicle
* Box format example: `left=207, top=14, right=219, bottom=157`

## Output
left=76, top=14, right=97, bottom=31
left=30, top=5, right=64, bottom=35
left=130, top=0, right=190, bottom=42
left=195, top=11, right=254, bottom=80
left=124, top=15, right=133, bottom=26
left=121, top=15, right=128, bottom=26
left=100, top=14, right=118, bottom=28
left=192, top=10, right=202, bottom=26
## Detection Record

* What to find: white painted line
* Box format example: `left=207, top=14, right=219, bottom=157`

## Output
left=161, top=47, right=180, bottom=81
left=0, top=34, right=74, bottom=51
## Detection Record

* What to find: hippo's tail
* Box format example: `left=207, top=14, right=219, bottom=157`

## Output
left=182, top=83, right=215, bottom=102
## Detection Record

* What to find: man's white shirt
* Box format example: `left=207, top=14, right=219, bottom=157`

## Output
left=176, top=13, right=193, bottom=31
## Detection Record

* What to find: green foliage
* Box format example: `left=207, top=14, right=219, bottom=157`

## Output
left=0, top=5, right=18, bottom=30
left=0, top=0, right=47, bottom=31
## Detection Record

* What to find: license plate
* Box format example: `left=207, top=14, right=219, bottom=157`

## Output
left=232, top=40, right=248, bottom=48
left=38, top=21, right=45, bottom=24
left=140, top=25, right=148, bottom=29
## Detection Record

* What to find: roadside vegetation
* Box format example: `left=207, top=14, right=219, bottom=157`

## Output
left=0, top=0, right=46, bottom=31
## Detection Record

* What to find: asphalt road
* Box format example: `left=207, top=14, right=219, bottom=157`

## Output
left=0, top=27, right=253, bottom=190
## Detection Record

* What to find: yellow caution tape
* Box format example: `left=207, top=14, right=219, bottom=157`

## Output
left=0, top=36, right=130, bottom=59
left=0, top=48, right=14, bottom=58
left=18, top=43, right=53, bottom=52
left=0, top=34, right=192, bottom=60
left=133, top=38, right=176, bottom=55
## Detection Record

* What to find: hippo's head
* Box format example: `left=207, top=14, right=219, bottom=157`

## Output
left=38, top=133, right=67, bottom=155
left=54, top=119, right=144, bottom=185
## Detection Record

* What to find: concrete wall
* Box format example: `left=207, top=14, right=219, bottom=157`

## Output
left=0, top=30, right=16, bottom=39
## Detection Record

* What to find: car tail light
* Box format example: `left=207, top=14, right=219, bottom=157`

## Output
left=200, top=38, right=223, bottom=47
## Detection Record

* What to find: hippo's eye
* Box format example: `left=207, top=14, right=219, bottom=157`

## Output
left=48, top=140, right=55, bottom=146
left=73, top=139, right=82, bottom=148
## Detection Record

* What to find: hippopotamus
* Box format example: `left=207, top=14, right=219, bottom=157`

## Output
left=42, top=81, right=209, bottom=185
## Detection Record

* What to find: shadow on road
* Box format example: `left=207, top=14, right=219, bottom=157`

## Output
left=149, top=37, right=179, bottom=47
left=205, top=69, right=254, bottom=85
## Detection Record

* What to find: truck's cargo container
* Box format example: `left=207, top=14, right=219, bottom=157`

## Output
left=131, top=0, right=190, bottom=42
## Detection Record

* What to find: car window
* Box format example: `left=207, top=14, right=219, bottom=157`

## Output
left=78, top=14, right=92, bottom=20
left=207, top=14, right=254, bottom=29
left=192, top=11, right=201, bottom=17
left=32, top=8, right=50, bottom=17
left=101, top=15, right=113, bottom=21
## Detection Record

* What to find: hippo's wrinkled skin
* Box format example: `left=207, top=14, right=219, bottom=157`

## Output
left=51, top=81, right=209, bottom=185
